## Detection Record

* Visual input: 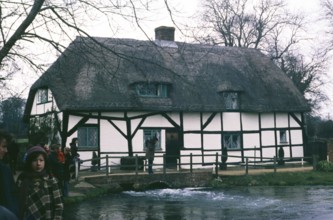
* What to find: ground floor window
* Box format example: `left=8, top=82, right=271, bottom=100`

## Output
left=143, top=129, right=161, bottom=150
left=78, top=125, right=98, bottom=150
left=279, top=129, right=287, bottom=143
left=223, top=133, right=241, bottom=149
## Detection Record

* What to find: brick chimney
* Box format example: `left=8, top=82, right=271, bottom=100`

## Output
left=155, top=26, right=175, bottom=41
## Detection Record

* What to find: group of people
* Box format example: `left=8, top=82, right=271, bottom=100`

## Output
left=0, top=130, right=80, bottom=219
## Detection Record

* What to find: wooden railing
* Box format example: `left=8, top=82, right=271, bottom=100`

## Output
left=73, top=152, right=316, bottom=181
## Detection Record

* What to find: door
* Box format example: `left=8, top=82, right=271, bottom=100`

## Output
left=165, top=129, right=180, bottom=168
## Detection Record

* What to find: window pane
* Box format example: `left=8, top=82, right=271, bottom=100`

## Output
left=136, top=84, right=157, bottom=96
left=223, top=133, right=240, bottom=149
left=38, top=89, right=48, bottom=103
left=280, top=130, right=287, bottom=143
left=159, top=84, right=168, bottom=97
left=78, top=127, right=98, bottom=148
left=224, top=92, right=238, bottom=109
left=87, top=127, right=98, bottom=146
left=143, top=129, right=161, bottom=149
left=78, top=128, right=87, bottom=146
left=136, top=83, right=168, bottom=97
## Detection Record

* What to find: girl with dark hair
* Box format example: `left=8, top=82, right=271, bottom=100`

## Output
left=16, top=146, right=63, bottom=219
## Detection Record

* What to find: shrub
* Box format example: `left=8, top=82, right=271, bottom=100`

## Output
left=316, top=160, right=333, bottom=172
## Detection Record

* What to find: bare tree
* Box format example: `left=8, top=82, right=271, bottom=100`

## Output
left=199, top=0, right=329, bottom=114
left=199, top=0, right=304, bottom=58
left=322, top=0, right=333, bottom=50
left=274, top=51, right=328, bottom=112
left=0, top=0, right=174, bottom=95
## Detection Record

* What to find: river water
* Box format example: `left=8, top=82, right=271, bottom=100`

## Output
left=64, top=186, right=333, bottom=220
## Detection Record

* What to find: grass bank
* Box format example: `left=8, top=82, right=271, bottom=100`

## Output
left=212, top=171, right=333, bottom=187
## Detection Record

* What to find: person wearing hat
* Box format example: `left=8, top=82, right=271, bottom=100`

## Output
left=16, top=145, right=63, bottom=219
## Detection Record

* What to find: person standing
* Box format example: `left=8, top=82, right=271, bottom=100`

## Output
left=63, top=147, right=72, bottom=197
left=49, top=144, right=65, bottom=196
left=0, top=130, right=19, bottom=218
left=16, top=145, right=63, bottom=219
left=145, top=136, right=158, bottom=174
left=70, top=138, right=80, bottom=177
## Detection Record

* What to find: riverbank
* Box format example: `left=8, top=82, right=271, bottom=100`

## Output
left=213, top=170, right=333, bottom=187
left=64, top=168, right=333, bottom=205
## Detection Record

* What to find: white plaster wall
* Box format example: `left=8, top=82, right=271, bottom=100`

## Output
left=35, top=102, right=53, bottom=114
left=183, top=114, right=201, bottom=130
left=242, top=113, right=259, bottom=130
left=276, top=113, right=288, bottom=128
left=243, top=133, right=260, bottom=149
left=166, top=113, right=180, bottom=125
left=180, top=150, right=204, bottom=169
left=261, top=113, right=274, bottom=128
left=184, top=133, right=201, bottom=148
left=262, top=147, right=276, bottom=160
left=203, top=151, right=219, bottom=163
left=203, top=113, right=221, bottom=131
left=142, top=115, right=174, bottom=127
left=290, top=113, right=301, bottom=127
left=261, top=130, right=275, bottom=146
left=222, top=113, right=241, bottom=131
left=292, top=146, right=304, bottom=157
left=290, top=130, right=303, bottom=145
left=101, top=112, right=124, bottom=118
left=243, top=150, right=261, bottom=160
left=100, top=120, right=128, bottom=152
left=30, top=89, right=57, bottom=115
left=226, top=151, right=242, bottom=163
left=203, top=134, right=221, bottom=150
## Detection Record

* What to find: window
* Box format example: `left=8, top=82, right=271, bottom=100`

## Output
left=223, top=133, right=241, bottom=149
left=37, top=89, right=48, bottom=104
left=223, top=92, right=239, bottom=110
left=136, top=83, right=168, bottom=97
left=143, top=129, right=161, bottom=150
left=279, top=130, right=287, bottom=143
left=78, top=126, right=98, bottom=149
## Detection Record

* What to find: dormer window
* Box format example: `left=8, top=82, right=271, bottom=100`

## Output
left=223, top=92, right=239, bottom=110
left=135, top=83, right=169, bottom=98
left=37, top=89, right=48, bottom=104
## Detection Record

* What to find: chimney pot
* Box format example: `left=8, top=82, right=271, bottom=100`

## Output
left=155, top=26, right=175, bottom=41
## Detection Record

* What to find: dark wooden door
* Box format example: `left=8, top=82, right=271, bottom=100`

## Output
left=165, top=129, right=180, bottom=168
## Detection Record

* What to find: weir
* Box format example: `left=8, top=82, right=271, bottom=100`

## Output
left=84, top=171, right=214, bottom=191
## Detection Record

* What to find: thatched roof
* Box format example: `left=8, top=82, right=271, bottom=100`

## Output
left=24, top=36, right=310, bottom=119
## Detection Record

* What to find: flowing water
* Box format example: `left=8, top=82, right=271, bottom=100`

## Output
left=64, top=186, right=333, bottom=220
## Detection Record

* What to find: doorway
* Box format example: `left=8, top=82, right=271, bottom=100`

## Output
left=165, top=129, right=180, bottom=168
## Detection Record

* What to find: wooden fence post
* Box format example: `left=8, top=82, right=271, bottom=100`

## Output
left=135, top=154, right=138, bottom=175
left=163, top=154, right=166, bottom=174
left=75, top=158, right=79, bottom=181
left=106, top=155, right=109, bottom=177
left=190, top=153, right=193, bottom=173
left=215, top=152, right=219, bottom=176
